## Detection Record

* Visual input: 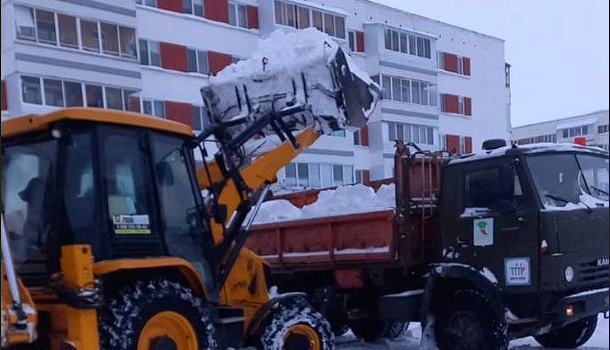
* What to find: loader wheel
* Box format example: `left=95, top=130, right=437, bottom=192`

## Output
left=534, top=315, right=597, bottom=349
left=257, top=296, right=334, bottom=350
left=382, top=321, right=410, bottom=339
left=99, top=278, right=215, bottom=350
left=435, top=289, right=508, bottom=350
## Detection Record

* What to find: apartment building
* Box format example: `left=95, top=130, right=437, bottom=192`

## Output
left=1, top=0, right=511, bottom=189
left=512, top=110, right=609, bottom=151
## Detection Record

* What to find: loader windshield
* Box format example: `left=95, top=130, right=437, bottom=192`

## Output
left=1, top=139, right=57, bottom=265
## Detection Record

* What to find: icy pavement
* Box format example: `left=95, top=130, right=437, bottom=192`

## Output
left=336, top=314, right=609, bottom=350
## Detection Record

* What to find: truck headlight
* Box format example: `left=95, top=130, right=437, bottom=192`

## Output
left=565, top=266, right=574, bottom=283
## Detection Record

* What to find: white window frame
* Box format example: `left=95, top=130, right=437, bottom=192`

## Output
left=228, top=1, right=248, bottom=28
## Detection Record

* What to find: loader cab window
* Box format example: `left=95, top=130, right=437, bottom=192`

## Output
left=101, top=129, right=154, bottom=235
left=1, top=139, right=57, bottom=269
left=151, top=134, right=211, bottom=277
left=62, top=130, right=99, bottom=246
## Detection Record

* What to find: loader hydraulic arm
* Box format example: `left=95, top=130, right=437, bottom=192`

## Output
left=196, top=126, right=320, bottom=244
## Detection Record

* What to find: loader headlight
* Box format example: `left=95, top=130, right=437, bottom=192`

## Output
left=564, top=266, right=574, bottom=283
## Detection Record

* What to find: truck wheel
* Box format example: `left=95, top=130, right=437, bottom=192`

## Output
left=435, top=289, right=508, bottom=350
left=99, top=278, right=215, bottom=350
left=534, top=316, right=598, bottom=349
left=348, top=318, right=384, bottom=342
left=382, top=321, right=410, bottom=339
left=258, top=296, right=334, bottom=350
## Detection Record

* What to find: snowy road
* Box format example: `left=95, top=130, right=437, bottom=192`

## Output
left=336, top=314, right=609, bottom=350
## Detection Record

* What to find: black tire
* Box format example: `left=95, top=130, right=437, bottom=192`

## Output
left=534, top=315, right=598, bottom=349
left=348, top=318, right=384, bottom=342
left=382, top=321, right=410, bottom=339
left=98, top=278, right=215, bottom=350
left=257, top=296, right=334, bottom=350
left=435, top=289, right=508, bottom=350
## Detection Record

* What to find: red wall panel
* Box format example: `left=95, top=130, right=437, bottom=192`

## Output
left=356, top=31, right=365, bottom=52
left=444, top=53, right=458, bottom=73
left=444, top=94, right=459, bottom=114
left=157, top=0, right=182, bottom=12
left=1, top=80, right=7, bottom=111
left=165, top=101, right=193, bottom=127
left=446, top=134, right=460, bottom=154
left=204, top=0, right=229, bottom=23
left=360, top=126, right=369, bottom=146
left=464, top=97, right=472, bottom=116
left=463, top=57, right=471, bottom=76
left=128, top=96, right=140, bottom=113
left=247, top=5, right=259, bottom=29
left=465, top=136, right=473, bottom=153
left=362, top=170, right=371, bottom=186
left=208, top=51, right=232, bottom=75
left=160, top=42, right=188, bottom=72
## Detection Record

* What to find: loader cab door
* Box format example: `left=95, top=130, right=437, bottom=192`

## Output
left=444, top=156, right=540, bottom=295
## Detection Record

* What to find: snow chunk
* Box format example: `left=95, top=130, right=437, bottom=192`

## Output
left=460, top=207, right=490, bottom=218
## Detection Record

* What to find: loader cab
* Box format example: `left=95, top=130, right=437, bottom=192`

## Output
left=1, top=111, right=216, bottom=290
left=440, top=143, right=609, bottom=320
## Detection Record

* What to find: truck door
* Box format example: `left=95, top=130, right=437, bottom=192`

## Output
left=453, top=157, right=539, bottom=294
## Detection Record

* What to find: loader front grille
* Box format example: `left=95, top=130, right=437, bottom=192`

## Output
left=577, top=259, right=609, bottom=284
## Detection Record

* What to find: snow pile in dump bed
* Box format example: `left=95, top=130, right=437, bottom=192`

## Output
left=253, top=183, right=395, bottom=224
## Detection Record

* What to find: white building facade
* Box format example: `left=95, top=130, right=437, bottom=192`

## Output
left=512, top=110, right=609, bottom=151
left=1, top=0, right=511, bottom=188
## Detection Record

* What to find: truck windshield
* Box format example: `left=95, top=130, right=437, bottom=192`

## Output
left=1, top=139, right=57, bottom=265
left=527, top=153, right=609, bottom=208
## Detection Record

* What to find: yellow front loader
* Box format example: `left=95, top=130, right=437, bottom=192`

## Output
left=0, top=35, right=378, bottom=350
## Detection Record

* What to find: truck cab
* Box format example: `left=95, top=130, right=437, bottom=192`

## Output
left=435, top=141, right=609, bottom=347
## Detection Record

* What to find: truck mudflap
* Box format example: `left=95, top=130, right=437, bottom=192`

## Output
left=379, top=289, right=424, bottom=322
left=555, top=287, right=609, bottom=324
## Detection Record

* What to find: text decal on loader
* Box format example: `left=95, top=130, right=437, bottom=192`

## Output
left=113, top=214, right=152, bottom=234
left=505, top=257, right=531, bottom=286
left=473, top=218, right=494, bottom=246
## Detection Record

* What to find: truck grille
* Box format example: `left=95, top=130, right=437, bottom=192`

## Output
left=577, top=259, right=609, bottom=284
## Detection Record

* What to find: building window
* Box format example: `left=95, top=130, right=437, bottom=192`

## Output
left=505, top=63, right=511, bottom=88
left=187, top=48, right=209, bottom=74
left=21, top=76, right=42, bottom=104
left=229, top=2, right=247, bottom=28
left=192, top=105, right=210, bottom=131
left=142, top=99, right=165, bottom=118
left=353, top=130, right=361, bottom=145
left=274, top=1, right=344, bottom=38
left=15, top=6, right=36, bottom=41
left=330, top=130, right=346, bottom=137
left=100, top=23, right=119, bottom=55
left=140, top=40, right=161, bottom=67
left=284, top=162, right=353, bottom=188
left=385, top=28, right=431, bottom=58
left=105, top=87, right=123, bottom=110
left=380, top=75, right=435, bottom=107
left=119, top=27, right=137, bottom=58
left=388, top=122, right=435, bottom=145
left=81, top=20, right=100, bottom=52
left=58, top=14, right=78, bottom=48
left=43, top=79, right=64, bottom=107
left=348, top=31, right=356, bottom=51
left=85, top=84, right=103, bottom=107
left=64, top=81, right=83, bottom=107
left=35, top=9, right=56, bottom=44
left=598, top=125, right=609, bottom=134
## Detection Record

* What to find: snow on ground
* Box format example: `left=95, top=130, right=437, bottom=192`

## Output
left=253, top=183, right=395, bottom=223
left=336, top=315, right=609, bottom=350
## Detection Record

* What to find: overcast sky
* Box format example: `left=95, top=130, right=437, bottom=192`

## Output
left=372, top=0, right=609, bottom=127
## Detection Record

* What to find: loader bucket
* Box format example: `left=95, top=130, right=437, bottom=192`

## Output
left=200, top=28, right=380, bottom=137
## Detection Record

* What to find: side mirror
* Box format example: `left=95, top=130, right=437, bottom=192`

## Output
left=155, top=162, right=174, bottom=187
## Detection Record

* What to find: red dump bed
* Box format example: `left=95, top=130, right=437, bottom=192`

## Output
left=247, top=149, right=446, bottom=272
left=245, top=210, right=395, bottom=270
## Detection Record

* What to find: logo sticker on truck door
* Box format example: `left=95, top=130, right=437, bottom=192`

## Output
left=473, top=218, right=494, bottom=246
left=505, top=257, right=531, bottom=286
